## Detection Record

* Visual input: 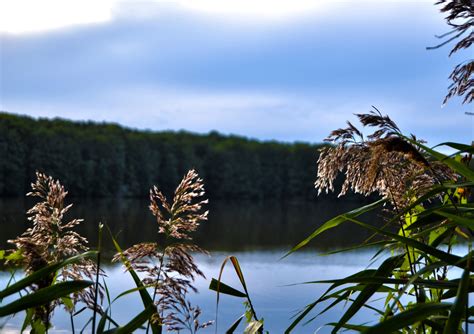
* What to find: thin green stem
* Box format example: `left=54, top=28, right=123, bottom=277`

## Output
left=92, top=223, right=103, bottom=334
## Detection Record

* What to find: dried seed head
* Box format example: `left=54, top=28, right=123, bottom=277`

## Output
left=316, top=110, right=455, bottom=208
left=116, top=169, right=212, bottom=332
left=8, top=172, right=102, bottom=319
left=149, top=169, right=208, bottom=240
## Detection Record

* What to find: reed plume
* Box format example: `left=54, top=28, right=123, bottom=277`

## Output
left=8, top=172, right=101, bottom=327
left=114, top=169, right=212, bottom=332
left=315, top=108, right=455, bottom=208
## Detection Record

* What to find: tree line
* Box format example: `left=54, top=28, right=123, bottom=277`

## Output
left=0, top=112, right=335, bottom=200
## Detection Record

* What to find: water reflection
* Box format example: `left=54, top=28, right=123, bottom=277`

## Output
left=0, top=198, right=377, bottom=253
left=0, top=198, right=383, bottom=333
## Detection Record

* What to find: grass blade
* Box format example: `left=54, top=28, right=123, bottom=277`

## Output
left=363, top=303, right=452, bottom=334
left=0, top=280, right=93, bottom=317
left=106, top=225, right=161, bottom=334
left=103, top=304, right=155, bottom=334
left=405, top=136, right=474, bottom=181
left=209, top=278, right=246, bottom=298
left=283, top=199, right=385, bottom=258
left=331, top=255, right=404, bottom=333
left=0, top=251, right=96, bottom=299
left=226, top=315, right=244, bottom=334
left=443, top=255, right=471, bottom=334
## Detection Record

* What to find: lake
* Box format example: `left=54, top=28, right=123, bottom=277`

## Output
left=1, top=197, right=382, bottom=333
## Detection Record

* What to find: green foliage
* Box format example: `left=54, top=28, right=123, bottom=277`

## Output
left=210, top=256, right=264, bottom=333
left=286, top=141, right=474, bottom=332
left=0, top=112, right=325, bottom=200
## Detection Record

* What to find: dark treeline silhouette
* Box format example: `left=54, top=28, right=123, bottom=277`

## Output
left=0, top=112, right=333, bottom=200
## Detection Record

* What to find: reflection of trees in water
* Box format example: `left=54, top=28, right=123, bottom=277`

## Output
left=0, top=197, right=378, bottom=254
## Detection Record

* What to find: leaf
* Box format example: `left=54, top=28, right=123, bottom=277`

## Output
left=331, top=255, right=404, bottom=333
left=111, top=284, right=156, bottom=303
left=346, top=217, right=471, bottom=271
left=283, top=199, right=385, bottom=257
left=363, top=303, right=452, bottom=334
left=32, top=319, right=47, bottom=334
left=106, top=225, right=161, bottom=334
left=21, top=308, right=34, bottom=332
left=434, top=209, right=474, bottom=230
left=230, top=256, right=248, bottom=293
left=97, top=311, right=120, bottom=334
left=284, top=268, right=383, bottom=333
left=243, top=320, right=263, bottom=334
left=226, top=315, right=244, bottom=334
left=320, top=240, right=391, bottom=256
left=213, top=255, right=258, bottom=333
left=0, top=280, right=93, bottom=317
left=103, top=304, right=156, bottom=334
left=5, top=249, right=23, bottom=262
left=209, top=278, right=247, bottom=298
left=443, top=256, right=471, bottom=334
left=326, top=322, right=370, bottom=331
left=405, top=137, right=474, bottom=181
left=306, top=276, right=463, bottom=290
left=0, top=251, right=96, bottom=299
left=435, top=142, right=474, bottom=155
left=61, top=295, right=74, bottom=311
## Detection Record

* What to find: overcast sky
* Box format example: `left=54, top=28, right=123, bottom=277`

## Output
left=0, top=0, right=472, bottom=145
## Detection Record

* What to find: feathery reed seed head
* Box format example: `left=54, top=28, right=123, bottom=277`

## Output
left=8, top=172, right=102, bottom=321
left=316, top=109, right=455, bottom=208
left=114, top=169, right=212, bottom=331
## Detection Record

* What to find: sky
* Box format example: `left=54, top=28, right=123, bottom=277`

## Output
left=0, top=0, right=472, bottom=145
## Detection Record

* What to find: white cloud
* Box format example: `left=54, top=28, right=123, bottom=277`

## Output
left=0, top=0, right=115, bottom=34
left=0, top=0, right=438, bottom=34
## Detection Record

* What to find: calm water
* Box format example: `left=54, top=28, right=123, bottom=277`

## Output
left=1, top=198, right=381, bottom=333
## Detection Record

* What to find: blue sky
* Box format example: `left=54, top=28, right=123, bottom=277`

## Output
left=0, top=0, right=472, bottom=145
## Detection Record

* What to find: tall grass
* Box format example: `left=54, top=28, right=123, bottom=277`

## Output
left=0, top=170, right=212, bottom=333
left=285, top=112, right=474, bottom=333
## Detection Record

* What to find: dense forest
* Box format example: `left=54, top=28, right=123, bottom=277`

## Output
left=0, top=112, right=331, bottom=200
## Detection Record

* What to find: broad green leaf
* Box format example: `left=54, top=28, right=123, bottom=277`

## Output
left=284, top=199, right=385, bottom=257
left=209, top=278, right=247, bottom=298
left=363, top=303, right=452, bottom=334
left=0, top=280, right=93, bottom=317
